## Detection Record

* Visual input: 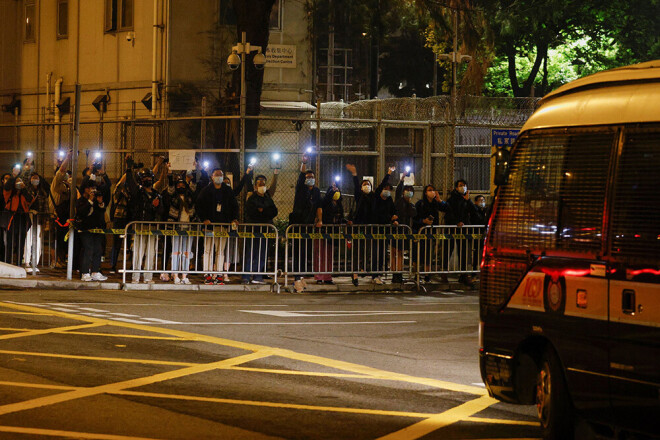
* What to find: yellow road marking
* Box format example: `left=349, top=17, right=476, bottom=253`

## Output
left=0, top=323, right=104, bottom=340
left=0, top=380, right=79, bottom=391
left=375, top=395, right=498, bottom=440
left=468, top=416, right=539, bottom=426
left=230, top=366, right=376, bottom=379
left=0, top=327, right=32, bottom=331
left=0, top=425, right=164, bottom=440
left=0, top=351, right=273, bottom=416
left=114, top=389, right=433, bottom=418
left=0, top=301, right=488, bottom=396
left=57, top=331, right=187, bottom=341
left=0, top=310, right=52, bottom=315
left=0, top=349, right=198, bottom=367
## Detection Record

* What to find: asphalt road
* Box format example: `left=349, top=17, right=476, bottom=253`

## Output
left=0, top=288, right=541, bottom=440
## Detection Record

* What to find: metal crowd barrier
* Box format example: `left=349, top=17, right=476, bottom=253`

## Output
left=415, top=225, right=486, bottom=287
left=284, top=224, right=414, bottom=286
left=1, top=212, right=59, bottom=272
left=121, top=221, right=279, bottom=291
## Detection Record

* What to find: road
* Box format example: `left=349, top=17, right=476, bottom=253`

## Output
left=0, top=288, right=541, bottom=439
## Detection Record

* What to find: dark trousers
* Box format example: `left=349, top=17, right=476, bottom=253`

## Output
left=5, top=215, right=28, bottom=266
left=80, top=231, right=102, bottom=275
left=243, top=238, right=267, bottom=282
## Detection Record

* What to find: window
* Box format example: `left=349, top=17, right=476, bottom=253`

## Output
left=611, top=124, right=660, bottom=260
left=24, top=1, right=36, bottom=43
left=57, top=0, right=68, bottom=39
left=269, top=0, right=282, bottom=31
left=219, top=0, right=237, bottom=26
left=105, top=0, right=133, bottom=32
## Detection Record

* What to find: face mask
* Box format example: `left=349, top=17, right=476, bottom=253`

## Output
left=15, top=181, right=24, bottom=190
left=381, top=190, right=391, bottom=198
left=404, top=191, right=414, bottom=199
left=89, top=174, right=96, bottom=182
left=362, top=185, right=371, bottom=194
left=176, top=187, right=186, bottom=195
left=31, top=179, right=39, bottom=187
left=332, top=191, right=341, bottom=201
left=257, top=186, right=267, bottom=195
left=213, top=176, right=223, bottom=185
left=67, top=177, right=73, bottom=185
left=459, top=186, right=467, bottom=194
left=143, top=179, right=153, bottom=188
left=479, top=201, right=486, bottom=208
left=305, top=178, right=315, bottom=187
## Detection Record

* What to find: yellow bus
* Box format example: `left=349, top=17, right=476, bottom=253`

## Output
left=480, top=60, right=660, bottom=439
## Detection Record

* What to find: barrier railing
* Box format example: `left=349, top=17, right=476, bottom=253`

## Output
left=1, top=212, right=59, bottom=272
left=284, top=224, right=414, bottom=287
left=415, top=225, right=486, bottom=287
left=121, top=221, right=279, bottom=291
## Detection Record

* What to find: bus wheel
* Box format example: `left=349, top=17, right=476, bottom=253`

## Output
left=536, top=349, right=573, bottom=440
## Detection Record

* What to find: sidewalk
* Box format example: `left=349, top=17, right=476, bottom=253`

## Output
left=0, top=267, right=477, bottom=294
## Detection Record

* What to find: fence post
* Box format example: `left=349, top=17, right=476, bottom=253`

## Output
left=66, top=84, right=82, bottom=281
left=315, top=98, right=321, bottom=181
left=376, top=100, right=384, bottom=181
left=423, top=122, right=432, bottom=187
left=30, top=212, right=37, bottom=275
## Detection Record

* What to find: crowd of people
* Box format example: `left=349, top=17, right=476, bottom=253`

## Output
left=0, top=151, right=488, bottom=291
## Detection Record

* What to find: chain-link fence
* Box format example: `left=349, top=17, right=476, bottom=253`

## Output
left=0, top=96, right=539, bottom=224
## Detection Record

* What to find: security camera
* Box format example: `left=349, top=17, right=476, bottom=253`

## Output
left=227, top=51, right=241, bottom=71
left=253, top=51, right=266, bottom=70
left=126, top=31, right=135, bottom=42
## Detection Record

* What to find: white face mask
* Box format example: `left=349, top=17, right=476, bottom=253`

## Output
left=89, top=174, right=97, bottom=182
left=459, top=186, right=467, bottom=194
left=479, top=201, right=486, bottom=208
left=31, top=179, right=39, bottom=187
left=362, top=185, right=371, bottom=194
left=213, top=176, right=223, bottom=185
left=257, top=185, right=266, bottom=195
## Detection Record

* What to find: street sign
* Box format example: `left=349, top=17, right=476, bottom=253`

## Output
left=491, top=129, right=520, bottom=148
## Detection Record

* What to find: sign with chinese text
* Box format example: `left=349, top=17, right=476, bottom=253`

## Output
left=266, top=44, right=296, bottom=68
left=491, top=129, right=520, bottom=148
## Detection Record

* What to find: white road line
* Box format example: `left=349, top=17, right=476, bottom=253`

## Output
left=107, top=313, right=141, bottom=317
left=240, top=310, right=467, bottom=318
left=76, top=308, right=110, bottom=312
left=159, top=321, right=418, bottom=325
left=471, top=382, right=486, bottom=387
left=140, top=318, right=180, bottom=324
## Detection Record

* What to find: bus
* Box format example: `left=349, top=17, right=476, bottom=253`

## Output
left=480, top=60, right=660, bottom=439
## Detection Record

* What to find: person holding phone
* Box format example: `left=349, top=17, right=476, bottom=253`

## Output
left=413, top=185, right=451, bottom=282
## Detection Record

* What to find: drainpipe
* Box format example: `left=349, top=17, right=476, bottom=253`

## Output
left=151, top=0, right=159, bottom=119
left=46, top=72, right=52, bottom=114
left=54, top=77, right=63, bottom=151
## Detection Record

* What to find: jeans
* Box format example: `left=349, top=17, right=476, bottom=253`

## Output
left=243, top=237, right=267, bottom=282
left=80, top=231, right=102, bottom=275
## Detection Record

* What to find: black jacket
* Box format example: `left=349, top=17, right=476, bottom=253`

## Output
left=166, top=189, right=196, bottom=222
left=290, top=172, right=321, bottom=224
left=444, top=189, right=478, bottom=225
left=394, top=181, right=416, bottom=228
left=471, top=205, right=488, bottom=225
left=125, top=169, right=164, bottom=222
left=413, top=197, right=450, bottom=232
left=321, top=187, right=345, bottom=225
left=350, top=174, right=389, bottom=224
left=76, top=196, right=107, bottom=231
left=195, top=182, right=239, bottom=223
left=245, top=192, right=278, bottom=224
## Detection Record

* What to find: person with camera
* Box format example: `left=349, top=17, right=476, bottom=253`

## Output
left=125, top=155, right=166, bottom=284
left=23, top=169, right=51, bottom=272
left=75, top=180, right=108, bottom=282
left=413, top=184, right=451, bottom=283
left=166, top=177, right=196, bottom=285
left=195, top=168, right=239, bottom=285
left=50, top=151, right=77, bottom=268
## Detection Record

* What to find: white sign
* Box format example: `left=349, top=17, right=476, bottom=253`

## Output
left=266, top=44, right=296, bottom=68
left=399, top=172, right=415, bottom=186
left=168, top=150, right=196, bottom=170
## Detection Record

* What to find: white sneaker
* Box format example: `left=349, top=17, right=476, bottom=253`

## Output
left=81, top=273, right=92, bottom=282
left=372, top=277, right=384, bottom=285
left=91, top=272, right=108, bottom=281
left=294, top=279, right=304, bottom=293
left=131, top=277, right=140, bottom=284
left=25, top=267, right=32, bottom=273
left=173, top=276, right=181, bottom=285
left=250, top=279, right=265, bottom=285
left=144, top=279, right=155, bottom=284
left=223, top=274, right=230, bottom=283
left=182, top=277, right=191, bottom=285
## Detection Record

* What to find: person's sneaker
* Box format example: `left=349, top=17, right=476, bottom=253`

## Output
left=160, top=273, right=170, bottom=282
left=182, top=277, right=191, bottom=285
left=372, top=277, right=384, bottom=285
left=109, top=267, right=117, bottom=274
left=294, top=279, right=304, bottom=293
left=144, top=279, right=155, bottom=285
left=131, top=278, right=140, bottom=284
left=316, top=280, right=323, bottom=284
left=463, top=275, right=475, bottom=288
left=204, top=275, right=215, bottom=285
left=392, top=274, right=403, bottom=284
left=25, top=267, right=32, bottom=273
left=424, top=275, right=431, bottom=283
left=251, top=279, right=265, bottom=285
left=91, top=272, right=108, bottom=281
left=241, top=279, right=250, bottom=285
left=173, top=276, right=181, bottom=285
left=81, top=273, right=92, bottom=282
left=440, top=274, right=449, bottom=283
left=214, top=276, right=224, bottom=285
left=323, top=280, right=335, bottom=285
left=352, top=277, right=359, bottom=287
left=223, top=274, right=230, bottom=283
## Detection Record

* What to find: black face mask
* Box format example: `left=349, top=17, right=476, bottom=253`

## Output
left=142, top=180, right=153, bottom=188
left=176, top=187, right=186, bottom=194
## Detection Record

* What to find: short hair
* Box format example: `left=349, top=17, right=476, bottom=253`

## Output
left=361, top=179, right=372, bottom=187
left=382, top=183, right=393, bottom=191
left=255, top=174, right=267, bottom=182
left=304, top=170, right=315, bottom=176
left=403, top=185, right=414, bottom=192
left=475, top=195, right=486, bottom=202
left=423, top=184, right=435, bottom=193
left=454, top=179, right=467, bottom=187
left=30, top=172, right=39, bottom=177
left=211, top=168, right=223, bottom=175
left=82, top=167, right=90, bottom=178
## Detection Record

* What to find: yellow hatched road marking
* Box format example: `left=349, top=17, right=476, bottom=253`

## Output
left=0, top=327, right=33, bottom=331
left=115, top=389, right=433, bottom=418
left=56, top=330, right=187, bottom=341
left=230, top=366, right=376, bottom=379
left=0, top=351, right=273, bottom=416
left=0, top=380, right=79, bottom=391
left=0, top=323, right=104, bottom=340
left=468, top=417, right=539, bottom=426
left=0, top=349, right=198, bottom=367
left=0, top=425, right=164, bottom=440
left=375, top=395, right=498, bottom=440
left=0, top=310, right=53, bottom=315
